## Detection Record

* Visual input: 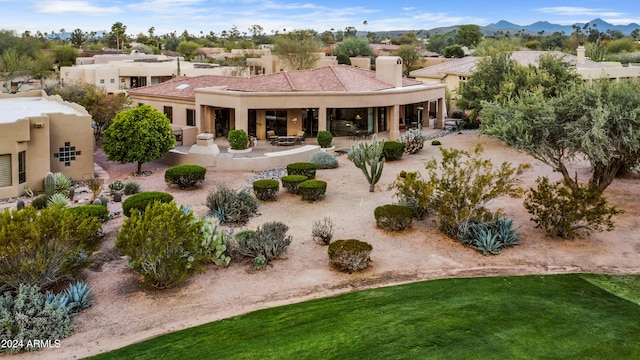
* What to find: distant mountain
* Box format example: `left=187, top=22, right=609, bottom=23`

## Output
left=486, top=18, right=640, bottom=35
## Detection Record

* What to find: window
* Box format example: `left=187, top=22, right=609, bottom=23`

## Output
left=0, top=154, right=11, bottom=187
left=186, top=109, right=196, bottom=126
left=53, top=142, right=81, bottom=167
left=100, top=79, right=105, bottom=84
left=18, top=151, right=25, bottom=184
left=164, top=106, right=173, bottom=123
left=110, top=79, right=115, bottom=84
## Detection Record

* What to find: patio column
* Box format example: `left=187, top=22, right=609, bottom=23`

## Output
left=235, top=106, right=248, bottom=133
left=389, top=104, right=400, bottom=140
left=317, top=107, right=327, bottom=132
left=436, top=98, right=444, bottom=130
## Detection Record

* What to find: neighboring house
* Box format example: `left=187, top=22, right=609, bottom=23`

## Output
left=409, top=48, right=640, bottom=113
left=60, top=51, right=242, bottom=94
left=0, top=91, right=94, bottom=199
left=128, top=56, right=446, bottom=144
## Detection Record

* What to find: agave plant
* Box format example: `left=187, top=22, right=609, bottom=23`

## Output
left=65, top=280, right=93, bottom=313
left=47, top=192, right=69, bottom=208
left=471, top=227, right=503, bottom=256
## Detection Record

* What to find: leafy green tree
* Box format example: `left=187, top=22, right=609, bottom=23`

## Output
left=394, top=44, right=420, bottom=76
left=320, top=30, right=335, bottom=45
left=103, top=104, right=174, bottom=174
left=52, top=45, right=78, bottom=66
left=426, top=31, right=457, bottom=54
left=335, top=37, right=372, bottom=57
left=457, top=25, right=483, bottom=47
left=273, top=29, right=320, bottom=70
left=443, top=44, right=464, bottom=58
left=176, top=41, right=201, bottom=59
left=54, top=82, right=129, bottom=140
left=480, top=79, right=640, bottom=194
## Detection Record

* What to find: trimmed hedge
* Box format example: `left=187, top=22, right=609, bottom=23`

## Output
left=253, top=179, right=280, bottom=201
left=287, top=162, right=317, bottom=179
left=228, top=129, right=249, bottom=150
left=299, top=180, right=327, bottom=202
left=374, top=204, right=413, bottom=231
left=382, top=141, right=405, bottom=161
left=67, top=205, right=109, bottom=222
left=328, top=239, right=373, bottom=273
left=281, top=175, right=308, bottom=194
left=431, top=140, right=442, bottom=146
left=122, top=191, right=174, bottom=217
left=317, top=131, right=333, bottom=148
left=164, top=164, right=206, bottom=189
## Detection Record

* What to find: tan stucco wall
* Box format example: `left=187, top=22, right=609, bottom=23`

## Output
left=0, top=92, right=94, bottom=199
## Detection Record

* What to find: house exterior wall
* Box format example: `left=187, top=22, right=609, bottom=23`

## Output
left=0, top=91, right=94, bottom=199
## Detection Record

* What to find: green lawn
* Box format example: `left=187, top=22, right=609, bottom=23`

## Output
left=88, top=274, right=640, bottom=360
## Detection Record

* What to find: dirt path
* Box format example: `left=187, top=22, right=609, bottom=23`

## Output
left=20, top=131, right=640, bottom=359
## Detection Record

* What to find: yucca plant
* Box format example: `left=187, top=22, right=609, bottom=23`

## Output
left=47, top=192, right=69, bottom=208
left=53, top=172, right=73, bottom=197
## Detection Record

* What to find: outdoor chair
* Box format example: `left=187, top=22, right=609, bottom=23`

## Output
left=295, top=130, right=305, bottom=143
left=267, top=130, right=278, bottom=145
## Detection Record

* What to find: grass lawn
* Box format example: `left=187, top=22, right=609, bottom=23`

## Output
left=88, top=274, right=640, bottom=360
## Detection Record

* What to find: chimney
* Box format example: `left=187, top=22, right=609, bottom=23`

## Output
left=375, top=56, right=403, bottom=88
left=576, top=46, right=586, bottom=65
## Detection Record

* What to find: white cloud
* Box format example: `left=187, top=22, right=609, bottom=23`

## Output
left=31, top=1, right=121, bottom=15
left=537, top=7, right=625, bottom=18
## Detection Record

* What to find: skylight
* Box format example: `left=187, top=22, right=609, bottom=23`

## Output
left=176, top=84, right=190, bottom=90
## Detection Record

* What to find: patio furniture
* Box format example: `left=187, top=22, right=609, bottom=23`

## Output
left=295, top=131, right=305, bottom=144
left=277, top=136, right=296, bottom=146
left=267, top=130, right=278, bottom=145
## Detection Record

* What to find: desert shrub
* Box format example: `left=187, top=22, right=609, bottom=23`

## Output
left=309, top=151, right=339, bottom=169
left=206, top=185, right=258, bottom=225
left=317, top=130, right=333, bottom=148
left=66, top=204, right=109, bottom=222
left=431, top=140, right=441, bottom=146
left=0, top=207, right=102, bottom=292
left=287, top=162, right=317, bottom=179
left=227, top=129, right=249, bottom=150
left=45, top=280, right=93, bottom=315
left=399, top=129, right=427, bottom=154
left=328, top=239, right=372, bottom=273
left=31, top=194, right=48, bottom=210
left=199, top=217, right=231, bottom=267
left=458, top=217, right=520, bottom=255
left=85, top=177, right=104, bottom=202
left=237, top=221, right=292, bottom=269
left=123, top=181, right=141, bottom=195
left=281, top=175, right=308, bottom=194
left=462, top=118, right=480, bottom=129
left=298, top=180, right=327, bottom=202
left=122, top=191, right=174, bottom=217
left=388, top=171, right=434, bottom=220
left=423, top=145, right=529, bottom=239
left=382, top=141, right=405, bottom=161
left=0, top=284, right=76, bottom=354
left=452, top=109, right=464, bottom=119
left=312, top=216, right=335, bottom=245
left=524, top=177, right=621, bottom=239
left=116, top=202, right=207, bottom=289
left=348, top=134, right=385, bottom=192
left=164, top=164, right=206, bottom=189
left=47, top=192, right=69, bottom=208
left=108, top=180, right=125, bottom=194
left=252, top=179, right=279, bottom=201
left=374, top=204, right=413, bottom=231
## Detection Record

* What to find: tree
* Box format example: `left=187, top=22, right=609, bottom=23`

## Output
left=480, top=79, right=640, bottom=195
left=457, top=24, right=483, bottom=48
left=335, top=37, right=372, bottom=57
left=344, top=26, right=357, bottom=38
left=394, top=44, right=420, bottom=76
left=54, top=82, right=129, bottom=140
left=273, top=29, right=320, bottom=70
left=443, top=44, right=464, bottom=58
left=52, top=45, right=79, bottom=66
left=102, top=105, right=175, bottom=174
left=176, top=41, right=201, bottom=59
left=0, top=48, right=52, bottom=93
left=70, top=28, right=91, bottom=48
left=109, top=22, right=127, bottom=50
left=426, top=31, right=457, bottom=54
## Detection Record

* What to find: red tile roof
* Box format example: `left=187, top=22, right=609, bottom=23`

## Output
left=128, top=65, right=423, bottom=99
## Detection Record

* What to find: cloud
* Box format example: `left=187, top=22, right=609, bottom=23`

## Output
left=537, top=7, right=625, bottom=18
left=31, top=1, right=121, bottom=15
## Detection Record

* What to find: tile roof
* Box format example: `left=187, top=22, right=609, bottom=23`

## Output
left=410, top=51, right=617, bottom=78
left=128, top=65, right=423, bottom=99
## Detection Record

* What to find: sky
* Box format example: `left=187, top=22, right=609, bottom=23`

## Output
left=2, top=0, right=639, bottom=37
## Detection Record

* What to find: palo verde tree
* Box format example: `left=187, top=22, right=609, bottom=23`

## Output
left=103, top=104, right=175, bottom=174
left=273, top=29, right=320, bottom=70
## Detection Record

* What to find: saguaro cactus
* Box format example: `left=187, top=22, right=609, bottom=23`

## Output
left=348, top=134, right=385, bottom=192
left=44, top=172, right=55, bottom=198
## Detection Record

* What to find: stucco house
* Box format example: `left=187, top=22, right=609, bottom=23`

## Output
left=128, top=56, right=447, bottom=145
left=409, top=48, right=640, bottom=114
left=0, top=91, right=94, bottom=199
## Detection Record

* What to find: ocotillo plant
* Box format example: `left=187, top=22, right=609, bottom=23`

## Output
left=348, top=134, right=385, bottom=192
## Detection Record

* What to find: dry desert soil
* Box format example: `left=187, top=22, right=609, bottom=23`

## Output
left=14, top=131, right=640, bottom=360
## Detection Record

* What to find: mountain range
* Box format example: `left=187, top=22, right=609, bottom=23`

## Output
left=485, top=18, right=639, bottom=36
